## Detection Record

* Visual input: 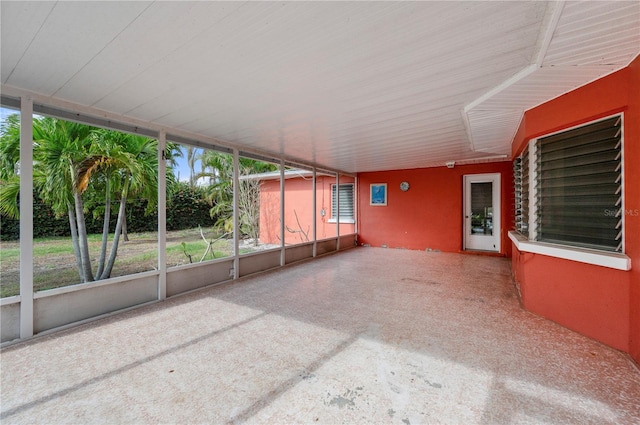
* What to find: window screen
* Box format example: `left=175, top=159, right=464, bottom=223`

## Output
left=536, top=116, right=622, bottom=252
left=514, top=148, right=529, bottom=237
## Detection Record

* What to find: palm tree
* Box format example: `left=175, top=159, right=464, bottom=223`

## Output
left=32, top=117, right=95, bottom=282
left=1, top=115, right=162, bottom=283
left=0, top=114, right=21, bottom=220
left=77, top=130, right=158, bottom=279
left=197, top=151, right=276, bottom=242
left=197, top=151, right=234, bottom=232
left=186, top=146, right=200, bottom=187
left=0, top=114, right=20, bottom=180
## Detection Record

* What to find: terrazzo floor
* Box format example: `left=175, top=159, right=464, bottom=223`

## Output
left=1, top=247, right=639, bottom=424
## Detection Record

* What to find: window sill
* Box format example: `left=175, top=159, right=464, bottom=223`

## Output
left=328, top=218, right=355, bottom=224
left=508, top=231, right=631, bottom=271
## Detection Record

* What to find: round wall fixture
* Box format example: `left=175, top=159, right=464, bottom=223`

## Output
left=400, top=181, right=410, bottom=191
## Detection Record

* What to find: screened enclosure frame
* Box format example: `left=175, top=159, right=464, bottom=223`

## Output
left=0, top=94, right=356, bottom=343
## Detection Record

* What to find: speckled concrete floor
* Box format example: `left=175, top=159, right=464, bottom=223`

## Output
left=1, top=248, right=639, bottom=424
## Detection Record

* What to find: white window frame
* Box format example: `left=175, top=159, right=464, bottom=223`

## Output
left=510, top=113, right=631, bottom=271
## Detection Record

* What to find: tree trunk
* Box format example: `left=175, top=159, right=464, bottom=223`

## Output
left=100, top=179, right=129, bottom=280
left=96, top=178, right=111, bottom=278
left=122, top=213, right=129, bottom=242
left=74, top=190, right=94, bottom=282
left=67, top=204, right=84, bottom=282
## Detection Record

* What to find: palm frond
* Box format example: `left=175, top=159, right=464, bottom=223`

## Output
left=0, top=176, right=21, bottom=219
left=76, top=155, right=117, bottom=193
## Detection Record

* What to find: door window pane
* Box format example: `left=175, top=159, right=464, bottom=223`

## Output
left=471, top=182, right=493, bottom=235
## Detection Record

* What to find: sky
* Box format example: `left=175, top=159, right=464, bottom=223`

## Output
left=1, top=106, right=17, bottom=122
left=173, top=146, right=203, bottom=183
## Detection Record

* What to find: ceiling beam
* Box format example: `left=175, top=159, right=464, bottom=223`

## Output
left=462, top=1, right=565, bottom=153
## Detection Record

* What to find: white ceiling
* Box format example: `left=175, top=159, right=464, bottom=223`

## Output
left=1, top=1, right=638, bottom=173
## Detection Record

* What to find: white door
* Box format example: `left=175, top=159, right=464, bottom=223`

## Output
left=464, top=173, right=500, bottom=252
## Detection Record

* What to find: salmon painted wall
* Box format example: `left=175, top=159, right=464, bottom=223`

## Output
left=258, top=180, right=280, bottom=245
left=357, top=162, right=513, bottom=256
left=259, top=175, right=355, bottom=245
left=511, top=56, right=640, bottom=360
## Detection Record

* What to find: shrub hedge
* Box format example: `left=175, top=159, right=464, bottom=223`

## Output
left=0, top=185, right=215, bottom=241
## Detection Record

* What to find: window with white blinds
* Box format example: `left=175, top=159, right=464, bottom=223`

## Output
left=331, top=184, right=354, bottom=220
left=535, top=115, right=623, bottom=252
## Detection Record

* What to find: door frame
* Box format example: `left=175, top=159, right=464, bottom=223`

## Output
left=463, top=173, right=501, bottom=252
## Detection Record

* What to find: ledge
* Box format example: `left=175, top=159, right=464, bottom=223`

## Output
left=34, top=270, right=160, bottom=299
left=508, top=231, right=631, bottom=271
left=168, top=256, right=234, bottom=272
left=1, top=295, right=21, bottom=306
left=328, top=218, right=355, bottom=224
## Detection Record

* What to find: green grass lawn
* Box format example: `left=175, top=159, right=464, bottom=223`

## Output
left=0, top=239, right=79, bottom=262
left=0, top=228, right=237, bottom=298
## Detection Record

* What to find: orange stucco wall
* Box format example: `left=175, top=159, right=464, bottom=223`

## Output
left=259, top=175, right=355, bottom=245
left=512, top=252, right=631, bottom=351
left=511, top=56, right=640, bottom=361
left=357, top=162, right=513, bottom=256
